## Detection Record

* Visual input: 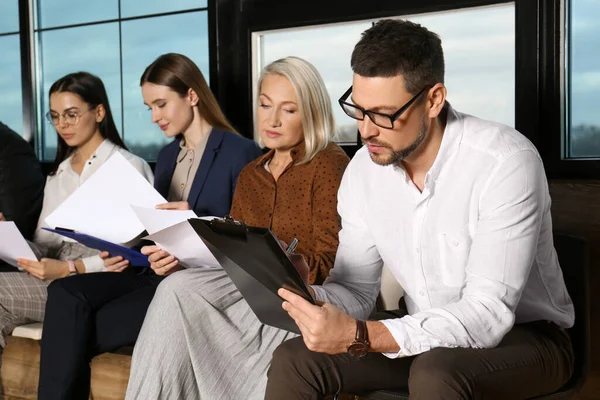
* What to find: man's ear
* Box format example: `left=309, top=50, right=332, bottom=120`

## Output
left=427, top=83, right=447, bottom=119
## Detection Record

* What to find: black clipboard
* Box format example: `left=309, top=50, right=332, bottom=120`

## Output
left=188, top=216, right=314, bottom=334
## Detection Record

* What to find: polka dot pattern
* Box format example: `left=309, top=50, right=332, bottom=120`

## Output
left=230, top=141, right=350, bottom=284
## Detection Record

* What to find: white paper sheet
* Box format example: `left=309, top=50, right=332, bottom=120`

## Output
left=131, top=205, right=197, bottom=235
left=45, top=152, right=166, bottom=244
left=0, top=221, right=38, bottom=268
left=144, top=220, right=221, bottom=269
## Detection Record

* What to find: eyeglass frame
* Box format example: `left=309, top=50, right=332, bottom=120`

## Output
left=45, top=105, right=97, bottom=126
left=338, top=85, right=431, bottom=129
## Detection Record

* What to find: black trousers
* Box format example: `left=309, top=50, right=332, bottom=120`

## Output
left=266, top=312, right=574, bottom=400
left=37, top=269, right=164, bottom=400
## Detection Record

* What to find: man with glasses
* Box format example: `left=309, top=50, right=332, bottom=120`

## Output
left=267, top=19, right=574, bottom=399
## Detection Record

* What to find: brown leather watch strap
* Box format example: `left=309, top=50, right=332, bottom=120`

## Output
left=356, top=320, right=368, bottom=343
left=348, top=320, right=370, bottom=358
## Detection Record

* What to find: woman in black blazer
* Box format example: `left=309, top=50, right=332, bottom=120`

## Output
left=153, top=127, right=259, bottom=218
left=37, top=53, right=261, bottom=400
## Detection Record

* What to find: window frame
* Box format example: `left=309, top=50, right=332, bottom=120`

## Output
left=213, top=0, right=595, bottom=178
left=13, top=0, right=597, bottom=177
left=538, top=0, right=600, bottom=178
left=16, top=0, right=215, bottom=167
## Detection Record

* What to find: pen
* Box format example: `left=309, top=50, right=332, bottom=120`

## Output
left=286, top=238, right=299, bottom=254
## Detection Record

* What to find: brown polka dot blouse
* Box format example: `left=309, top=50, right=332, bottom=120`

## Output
left=229, top=141, right=349, bottom=285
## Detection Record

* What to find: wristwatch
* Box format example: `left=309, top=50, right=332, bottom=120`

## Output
left=347, top=320, right=369, bottom=358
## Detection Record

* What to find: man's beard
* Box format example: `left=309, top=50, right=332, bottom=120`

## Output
left=364, top=115, right=429, bottom=166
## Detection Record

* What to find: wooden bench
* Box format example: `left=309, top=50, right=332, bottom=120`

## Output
left=0, top=266, right=403, bottom=399
left=1, top=323, right=132, bottom=400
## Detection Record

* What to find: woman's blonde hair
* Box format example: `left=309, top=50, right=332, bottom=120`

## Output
left=256, top=56, right=335, bottom=163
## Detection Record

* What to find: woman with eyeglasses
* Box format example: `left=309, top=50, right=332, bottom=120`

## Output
left=36, top=53, right=262, bottom=400
left=0, top=71, right=153, bottom=362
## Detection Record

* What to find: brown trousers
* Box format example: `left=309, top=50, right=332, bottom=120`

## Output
left=265, top=312, right=574, bottom=400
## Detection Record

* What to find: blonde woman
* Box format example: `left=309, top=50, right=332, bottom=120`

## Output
left=126, top=57, right=350, bottom=399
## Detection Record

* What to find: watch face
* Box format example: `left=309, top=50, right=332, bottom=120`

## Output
left=348, top=342, right=368, bottom=358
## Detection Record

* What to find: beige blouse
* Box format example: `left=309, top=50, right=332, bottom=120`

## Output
left=167, top=134, right=209, bottom=202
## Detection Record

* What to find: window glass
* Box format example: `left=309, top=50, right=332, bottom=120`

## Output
left=256, top=3, right=515, bottom=144
left=121, top=11, right=209, bottom=160
left=0, top=35, right=23, bottom=137
left=38, top=23, right=121, bottom=161
left=568, top=0, right=600, bottom=158
left=36, top=0, right=118, bottom=29
left=120, top=0, right=207, bottom=19
left=0, top=0, right=19, bottom=33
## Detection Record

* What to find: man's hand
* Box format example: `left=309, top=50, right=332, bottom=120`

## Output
left=100, top=251, right=129, bottom=272
left=141, top=245, right=184, bottom=276
left=0, top=212, right=5, bottom=221
left=155, top=201, right=190, bottom=210
left=17, top=258, right=70, bottom=280
left=279, top=288, right=355, bottom=354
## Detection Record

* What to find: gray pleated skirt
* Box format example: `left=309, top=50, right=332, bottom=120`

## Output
left=126, top=267, right=298, bottom=400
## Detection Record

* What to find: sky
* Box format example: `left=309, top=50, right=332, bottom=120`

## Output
left=0, top=0, right=598, bottom=159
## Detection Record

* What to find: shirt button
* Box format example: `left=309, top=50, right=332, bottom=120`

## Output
left=415, top=247, right=420, bottom=253
left=419, top=290, right=425, bottom=296
left=452, top=240, right=459, bottom=246
left=180, top=183, right=185, bottom=189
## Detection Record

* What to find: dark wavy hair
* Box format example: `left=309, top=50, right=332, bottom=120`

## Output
left=48, top=72, right=127, bottom=175
left=351, top=19, right=445, bottom=95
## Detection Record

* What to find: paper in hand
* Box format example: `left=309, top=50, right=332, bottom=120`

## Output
left=130, top=205, right=197, bottom=235
left=0, top=221, right=38, bottom=268
left=45, top=152, right=166, bottom=244
left=131, top=206, right=221, bottom=269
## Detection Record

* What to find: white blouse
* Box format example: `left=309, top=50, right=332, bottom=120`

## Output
left=32, top=139, right=153, bottom=273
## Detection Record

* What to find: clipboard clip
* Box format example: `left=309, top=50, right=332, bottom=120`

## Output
left=55, top=227, right=75, bottom=232
left=208, top=215, right=248, bottom=238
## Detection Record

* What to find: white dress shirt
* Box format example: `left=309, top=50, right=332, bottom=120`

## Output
left=33, top=139, right=154, bottom=273
left=312, top=104, right=574, bottom=358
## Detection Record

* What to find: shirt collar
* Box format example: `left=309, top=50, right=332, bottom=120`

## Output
left=177, top=138, right=191, bottom=163
left=179, top=137, right=188, bottom=150
left=56, top=139, right=117, bottom=175
left=255, top=140, right=306, bottom=168
left=178, top=133, right=212, bottom=163
left=425, top=102, right=462, bottom=183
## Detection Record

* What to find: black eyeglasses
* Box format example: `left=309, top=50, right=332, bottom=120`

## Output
left=338, top=86, right=430, bottom=129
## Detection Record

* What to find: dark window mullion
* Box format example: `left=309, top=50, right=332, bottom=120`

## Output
left=18, top=0, right=35, bottom=145
left=118, top=0, right=125, bottom=142
left=0, top=31, right=20, bottom=37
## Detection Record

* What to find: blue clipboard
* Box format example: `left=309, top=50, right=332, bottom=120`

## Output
left=42, top=227, right=150, bottom=267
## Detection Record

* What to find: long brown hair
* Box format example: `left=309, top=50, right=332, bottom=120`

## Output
left=140, top=53, right=237, bottom=134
